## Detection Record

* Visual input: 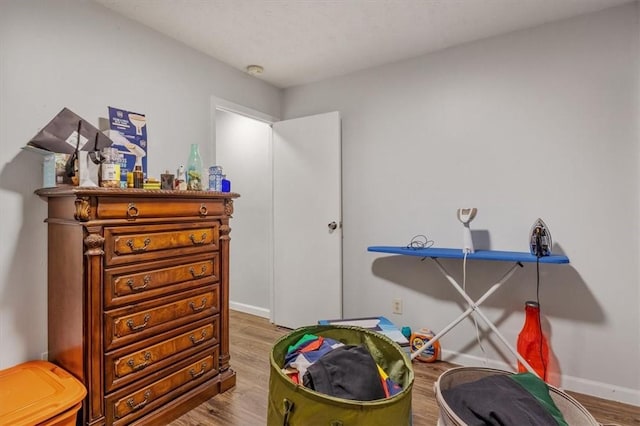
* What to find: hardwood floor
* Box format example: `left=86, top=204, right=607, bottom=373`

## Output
left=170, top=310, right=639, bottom=425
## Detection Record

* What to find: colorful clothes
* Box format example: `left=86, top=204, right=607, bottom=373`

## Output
left=282, top=334, right=403, bottom=400
left=283, top=334, right=344, bottom=383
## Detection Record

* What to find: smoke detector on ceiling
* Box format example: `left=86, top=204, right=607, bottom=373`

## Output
left=246, top=65, right=264, bottom=76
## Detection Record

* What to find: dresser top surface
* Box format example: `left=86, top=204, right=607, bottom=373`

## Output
left=35, top=186, right=240, bottom=199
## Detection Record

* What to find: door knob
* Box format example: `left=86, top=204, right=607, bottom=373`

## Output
left=328, top=221, right=338, bottom=230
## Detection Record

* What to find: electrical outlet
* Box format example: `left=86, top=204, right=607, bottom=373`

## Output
left=392, top=298, right=403, bottom=314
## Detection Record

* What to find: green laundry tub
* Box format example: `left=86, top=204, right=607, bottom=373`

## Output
left=267, top=325, right=414, bottom=426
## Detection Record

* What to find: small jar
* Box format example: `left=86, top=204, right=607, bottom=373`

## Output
left=208, top=166, right=222, bottom=191
left=100, top=147, right=120, bottom=188
left=161, top=171, right=174, bottom=190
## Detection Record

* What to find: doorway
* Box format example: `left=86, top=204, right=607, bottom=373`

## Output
left=213, top=97, right=343, bottom=328
left=215, top=107, right=273, bottom=318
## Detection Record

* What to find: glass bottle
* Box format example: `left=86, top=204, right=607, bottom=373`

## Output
left=99, top=147, right=120, bottom=188
left=133, top=164, right=144, bottom=189
left=221, top=174, right=230, bottom=192
left=517, top=301, right=550, bottom=381
left=187, top=144, right=203, bottom=190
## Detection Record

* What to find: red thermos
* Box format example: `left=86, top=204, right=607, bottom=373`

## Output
left=517, top=301, right=549, bottom=382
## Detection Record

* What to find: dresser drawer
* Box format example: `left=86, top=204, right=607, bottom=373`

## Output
left=105, top=318, right=218, bottom=392
left=107, top=350, right=219, bottom=425
left=104, top=253, right=219, bottom=308
left=104, top=287, right=220, bottom=350
left=96, top=197, right=226, bottom=220
left=104, top=222, right=220, bottom=266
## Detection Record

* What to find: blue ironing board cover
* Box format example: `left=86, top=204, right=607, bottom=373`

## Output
left=368, top=246, right=569, bottom=264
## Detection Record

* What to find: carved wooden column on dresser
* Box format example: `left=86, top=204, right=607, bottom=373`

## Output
left=35, top=187, right=239, bottom=426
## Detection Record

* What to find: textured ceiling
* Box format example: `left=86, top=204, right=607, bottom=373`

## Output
left=92, top=0, right=633, bottom=89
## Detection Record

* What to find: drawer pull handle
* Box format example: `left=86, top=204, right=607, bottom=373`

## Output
left=127, top=314, right=151, bottom=331
left=127, top=389, right=152, bottom=412
left=127, top=275, right=151, bottom=292
left=189, top=233, right=208, bottom=245
left=189, top=362, right=208, bottom=379
left=189, top=298, right=207, bottom=312
left=199, top=204, right=208, bottom=216
left=127, top=203, right=139, bottom=218
left=126, top=238, right=151, bottom=252
left=190, top=330, right=208, bottom=345
left=127, top=352, right=152, bottom=371
left=189, top=265, right=207, bottom=278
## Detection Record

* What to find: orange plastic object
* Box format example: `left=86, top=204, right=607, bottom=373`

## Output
left=410, top=328, right=441, bottom=363
left=0, top=360, right=86, bottom=426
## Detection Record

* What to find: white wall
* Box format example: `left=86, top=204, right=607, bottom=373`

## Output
left=284, top=3, right=639, bottom=404
left=0, top=0, right=281, bottom=369
left=215, top=109, right=272, bottom=318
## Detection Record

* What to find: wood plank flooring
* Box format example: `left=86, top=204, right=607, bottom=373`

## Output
left=170, top=310, right=639, bottom=425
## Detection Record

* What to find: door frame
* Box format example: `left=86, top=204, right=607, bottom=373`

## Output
left=211, top=96, right=279, bottom=321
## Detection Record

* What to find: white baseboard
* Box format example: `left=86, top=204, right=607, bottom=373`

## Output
left=559, top=373, right=640, bottom=407
left=441, top=350, right=640, bottom=407
left=229, top=301, right=270, bottom=319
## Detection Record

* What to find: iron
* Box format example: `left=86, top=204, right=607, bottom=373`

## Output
left=529, top=218, right=552, bottom=257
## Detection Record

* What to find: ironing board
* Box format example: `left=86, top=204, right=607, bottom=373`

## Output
left=367, top=246, right=569, bottom=376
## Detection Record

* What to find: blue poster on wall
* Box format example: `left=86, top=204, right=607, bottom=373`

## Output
left=107, top=106, right=148, bottom=181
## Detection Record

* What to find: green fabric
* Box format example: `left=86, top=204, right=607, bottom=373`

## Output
left=287, top=334, right=319, bottom=353
left=509, top=372, right=568, bottom=426
left=268, top=325, right=414, bottom=426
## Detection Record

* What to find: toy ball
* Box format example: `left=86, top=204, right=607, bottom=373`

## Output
left=410, top=328, right=440, bottom=363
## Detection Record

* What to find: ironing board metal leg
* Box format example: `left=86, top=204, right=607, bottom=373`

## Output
left=410, top=258, right=540, bottom=377
left=410, top=306, right=474, bottom=360
left=468, top=302, right=540, bottom=377
left=432, top=259, right=521, bottom=308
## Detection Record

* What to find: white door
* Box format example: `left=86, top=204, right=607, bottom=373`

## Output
left=272, top=111, right=342, bottom=329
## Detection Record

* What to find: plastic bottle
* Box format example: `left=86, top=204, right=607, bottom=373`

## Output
left=409, top=328, right=440, bottom=363
left=175, top=165, right=187, bottom=190
left=517, top=301, right=549, bottom=381
left=119, top=152, right=128, bottom=188
left=401, top=326, right=412, bottom=340
left=187, top=144, right=203, bottom=190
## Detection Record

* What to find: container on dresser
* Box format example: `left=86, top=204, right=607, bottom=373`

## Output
left=35, top=187, right=240, bottom=426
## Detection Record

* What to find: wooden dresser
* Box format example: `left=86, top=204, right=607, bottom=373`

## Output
left=35, top=187, right=239, bottom=426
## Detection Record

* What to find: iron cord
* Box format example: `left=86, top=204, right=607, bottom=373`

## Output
left=406, top=234, right=434, bottom=250
left=536, top=257, right=547, bottom=380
